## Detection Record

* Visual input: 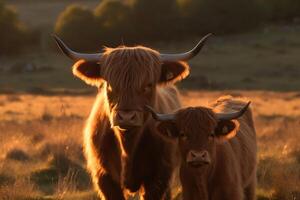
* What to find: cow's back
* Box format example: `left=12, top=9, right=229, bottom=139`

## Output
left=211, top=96, right=257, bottom=187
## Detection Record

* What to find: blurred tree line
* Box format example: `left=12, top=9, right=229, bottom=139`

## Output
left=1, top=0, right=300, bottom=54
left=54, top=0, right=300, bottom=50
left=0, top=0, right=38, bottom=55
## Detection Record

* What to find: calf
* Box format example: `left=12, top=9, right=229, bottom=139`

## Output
left=147, top=96, right=257, bottom=200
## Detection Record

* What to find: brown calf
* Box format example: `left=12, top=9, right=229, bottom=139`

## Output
left=147, top=96, right=257, bottom=200
left=53, top=35, right=211, bottom=200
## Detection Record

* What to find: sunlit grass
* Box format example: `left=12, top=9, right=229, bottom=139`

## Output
left=0, top=91, right=299, bottom=199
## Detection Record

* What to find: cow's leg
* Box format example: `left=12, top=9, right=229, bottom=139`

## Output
left=244, top=178, right=256, bottom=200
left=97, top=173, right=125, bottom=200
left=142, top=181, right=170, bottom=200
left=142, top=172, right=172, bottom=200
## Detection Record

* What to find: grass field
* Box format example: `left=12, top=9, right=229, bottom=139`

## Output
left=0, top=91, right=300, bottom=199
left=1, top=1, right=300, bottom=200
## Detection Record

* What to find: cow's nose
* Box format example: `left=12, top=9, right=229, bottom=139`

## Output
left=113, top=110, right=144, bottom=128
left=186, top=150, right=211, bottom=167
left=116, top=111, right=138, bottom=123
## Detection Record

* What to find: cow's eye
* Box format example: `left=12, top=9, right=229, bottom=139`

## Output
left=142, top=84, right=153, bottom=94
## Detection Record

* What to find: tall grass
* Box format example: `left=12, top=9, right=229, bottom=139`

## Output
left=0, top=91, right=299, bottom=199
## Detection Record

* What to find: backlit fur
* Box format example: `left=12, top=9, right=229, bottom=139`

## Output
left=80, top=46, right=187, bottom=200
left=174, top=96, right=257, bottom=200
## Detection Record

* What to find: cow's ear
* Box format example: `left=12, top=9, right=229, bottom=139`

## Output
left=213, top=120, right=239, bottom=144
left=159, top=61, right=190, bottom=84
left=72, top=60, right=103, bottom=87
left=156, top=121, right=179, bottom=140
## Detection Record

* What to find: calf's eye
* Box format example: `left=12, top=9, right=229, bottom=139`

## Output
left=179, top=132, right=187, bottom=140
left=209, top=132, right=215, bottom=141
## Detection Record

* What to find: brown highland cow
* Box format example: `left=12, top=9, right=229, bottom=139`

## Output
left=147, top=96, right=257, bottom=200
left=53, top=34, right=211, bottom=200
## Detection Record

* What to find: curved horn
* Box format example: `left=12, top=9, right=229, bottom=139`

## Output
left=52, top=35, right=102, bottom=62
left=216, top=102, right=251, bottom=121
left=145, top=105, right=176, bottom=122
left=160, top=33, right=212, bottom=62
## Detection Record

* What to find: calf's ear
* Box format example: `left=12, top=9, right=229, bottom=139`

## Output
left=213, top=120, right=240, bottom=144
left=72, top=60, right=103, bottom=87
left=156, top=121, right=179, bottom=140
left=159, top=61, right=190, bottom=84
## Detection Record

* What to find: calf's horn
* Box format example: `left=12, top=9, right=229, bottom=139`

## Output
left=53, top=35, right=102, bottom=62
left=160, top=33, right=212, bottom=62
left=145, top=105, right=176, bottom=121
left=216, top=102, right=251, bottom=121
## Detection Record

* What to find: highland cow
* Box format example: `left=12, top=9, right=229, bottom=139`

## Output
left=53, top=34, right=211, bottom=200
left=147, top=96, right=257, bottom=200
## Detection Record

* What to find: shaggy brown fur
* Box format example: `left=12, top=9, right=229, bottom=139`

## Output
left=156, top=96, right=257, bottom=200
left=72, top=46, right=190, bottom=199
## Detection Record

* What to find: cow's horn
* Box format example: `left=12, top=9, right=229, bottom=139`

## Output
left=160, top=33, right=212, bottom=62
left=53, top=35, right=102, bottom=62
left=216, top=102, right=251, bottom=121
left=145, top=105, right=176, bottom=121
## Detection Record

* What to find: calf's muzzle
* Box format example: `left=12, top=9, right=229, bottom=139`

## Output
left=186, top=150, right=211, bottom=167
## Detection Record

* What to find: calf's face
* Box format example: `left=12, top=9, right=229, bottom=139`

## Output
left=147, top=105, right=248, bottom=168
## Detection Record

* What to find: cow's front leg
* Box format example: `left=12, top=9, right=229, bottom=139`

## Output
left=142, top=182, right=170, bottom=200
left=97, top=173, right=125, bottom=200
left=142, top=172, right=172, bottom=200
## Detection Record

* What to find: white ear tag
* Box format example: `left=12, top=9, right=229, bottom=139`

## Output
left=222, top=126, right=228, bottom=134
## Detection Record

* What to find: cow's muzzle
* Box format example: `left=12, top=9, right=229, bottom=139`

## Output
left=113, top=110, right=144, bottom=129
left=186, top=150, right=211, bottom=168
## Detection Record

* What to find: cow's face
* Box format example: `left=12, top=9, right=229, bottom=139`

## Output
left=54, top=35, right=211, bottom=129
left=154, top=107, right=240, bottom=168
left=72, top=47, right=189, bottom=130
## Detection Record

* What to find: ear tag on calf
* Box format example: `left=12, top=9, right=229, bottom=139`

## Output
left=222, top=126, right=228, bottom=134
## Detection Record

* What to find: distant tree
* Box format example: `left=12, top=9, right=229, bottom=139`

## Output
left=0, top=0, right=34, bottom=54
left=55, top=4, right=100, bottom=51
left=94, top=0, right=133, bottom=45
left=178, top=0, right=263, bottom=35
left=131, top=0, right=181, bottom=41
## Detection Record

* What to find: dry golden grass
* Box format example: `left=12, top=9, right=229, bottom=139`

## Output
left=0, top=91, right=299, bottom=199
